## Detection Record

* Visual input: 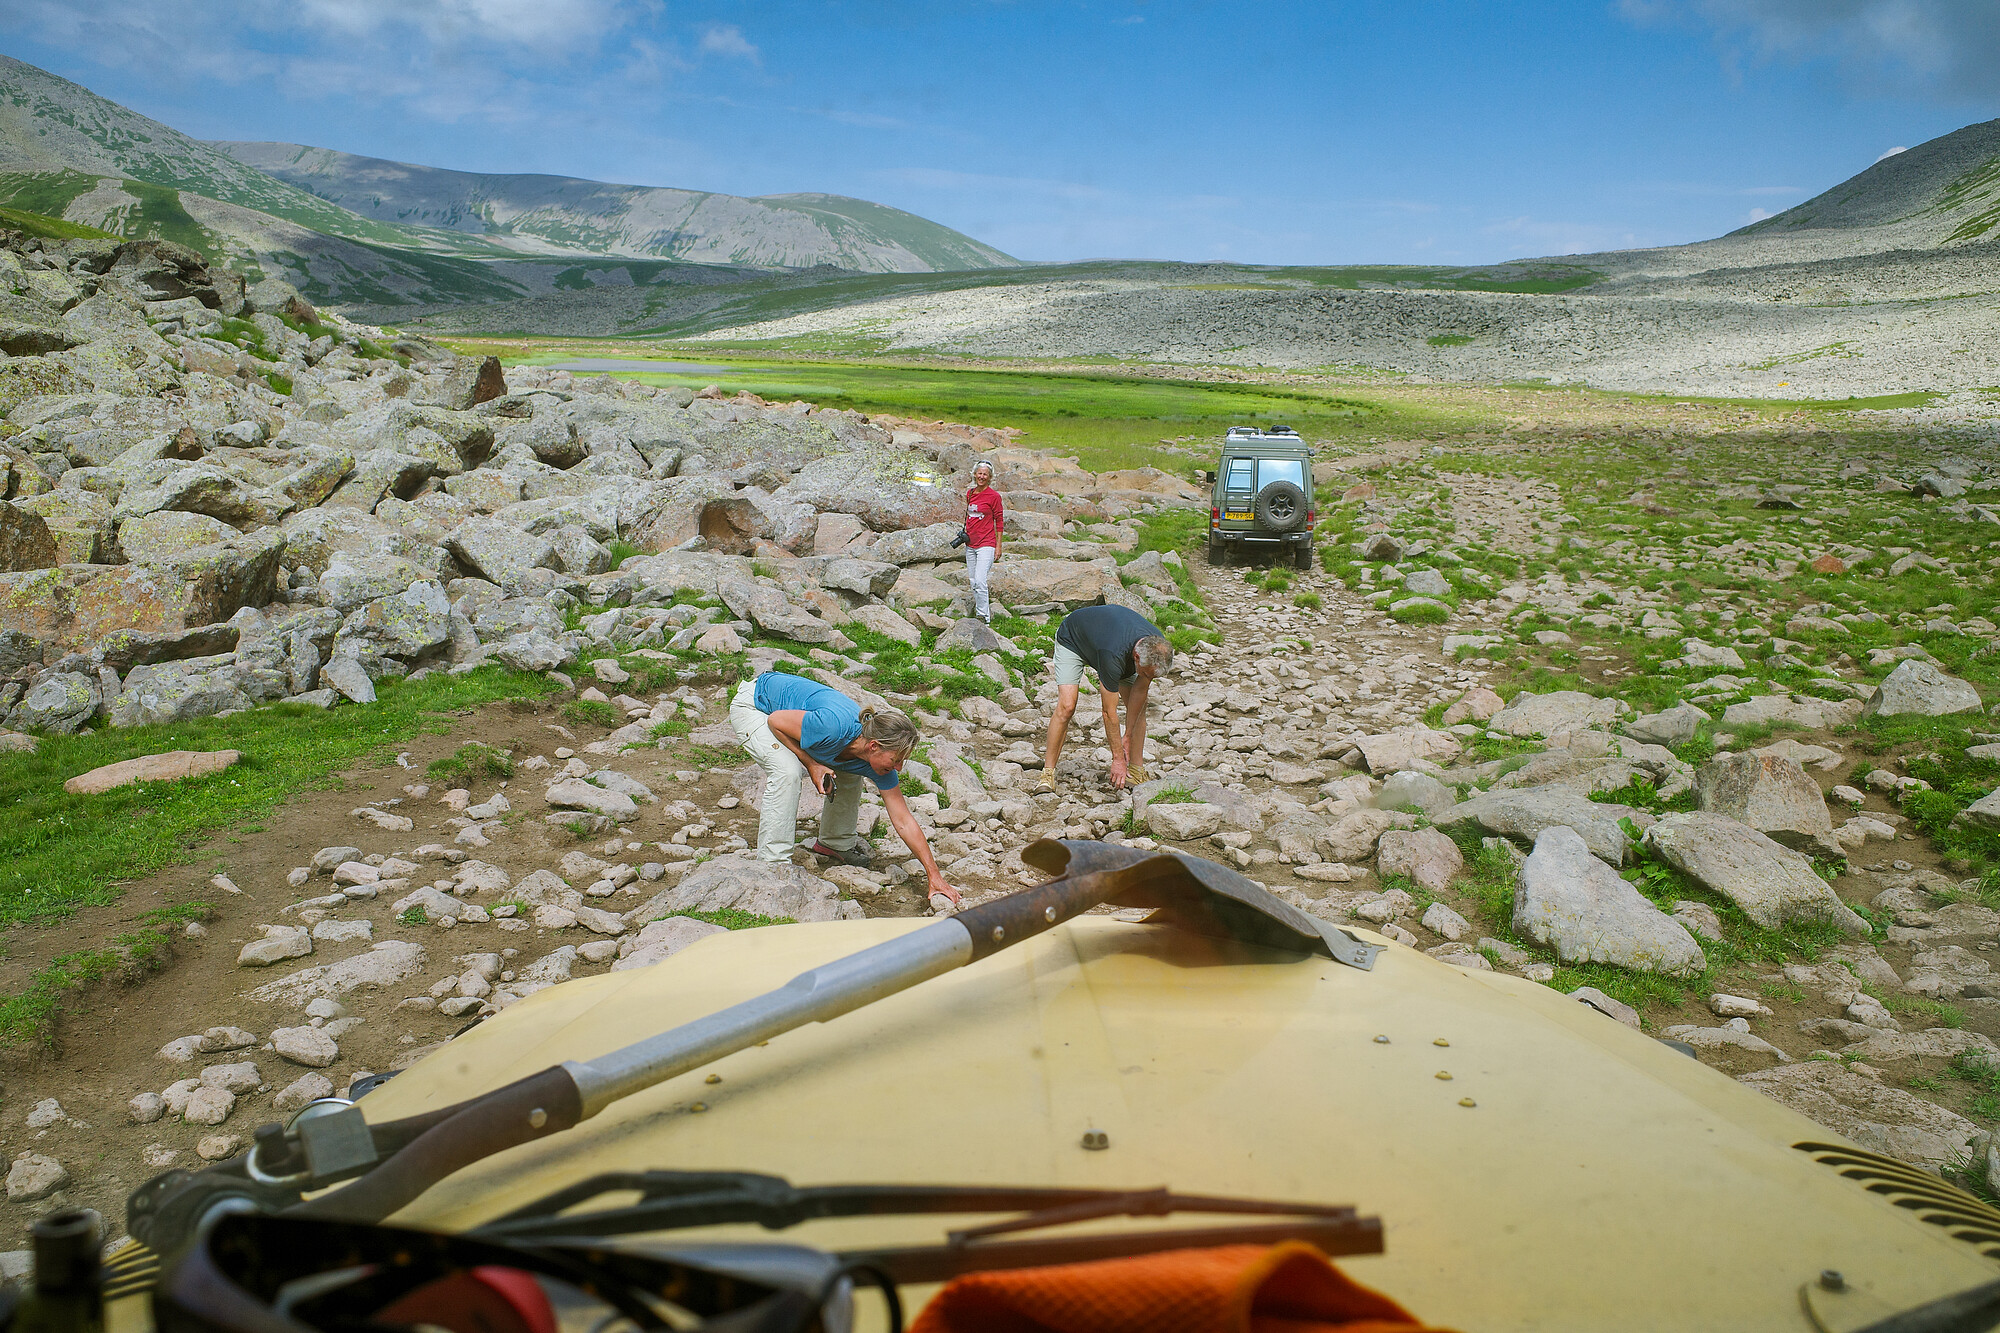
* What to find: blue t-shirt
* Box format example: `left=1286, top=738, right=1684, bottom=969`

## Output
left=751, top=672, right=901, bottom=790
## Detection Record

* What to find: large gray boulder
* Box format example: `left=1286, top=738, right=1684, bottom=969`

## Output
left=1861, top=660, right=1982, bottom=719
left=1643, top=812, right=1869, bottom=935
left=1374, top=770, right=1458, bottom=820
left=109, top=655, right=270, bottom=728
left=1620, top=703, right=1709, bottom=748
left=1437, top=788, right=1649, bottom=866
left=445, top=517, right=557, bottom=591
left=624, top=858, right=853, bottom=925
left=870, top=524, right=962, bottom=565
left=1514, top=825, right=1705, bottom=977
left=1486, top=690, right=1627, bottom=738
left=0, top=503, right=56, bottom=571
left=8, top=671, right=98, bottom=734
left=119, top=510, right=235, bottom=564
left=318, top=552, right=433, bottom=614
left=335, top=582, right=452, bottom=666
left=717, top=576, right=834, bottom=644
left=1694, top=752, right=1833, bottom=851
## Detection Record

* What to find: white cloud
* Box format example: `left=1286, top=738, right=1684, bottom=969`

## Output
left=697, top=22, right=760, bottom=62
left=1875, top=144, right=1909, bottom=160
left=1624, top=0, right=2000, bottom=100
left=1746, top=206, right=1775, bottom=221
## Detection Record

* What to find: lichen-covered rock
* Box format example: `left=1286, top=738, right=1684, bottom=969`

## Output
left=1643, top=812, right=1869, bottom=935
left=1514, top=825, right=1705, bottom=976
left=7, top=670, right=98, bottom=734
left=1862, top=659, right=1983, bottom=719
left=117, top=510, right=236, bottom=564
left=0, top=502, right=55, bottom=571
left=1693, top=753, right=1834, bottom=851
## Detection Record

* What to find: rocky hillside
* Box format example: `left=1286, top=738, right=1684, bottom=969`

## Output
left=1734, top=118, right=2000, bottom=245
left=218, top=143, right=1020, bottom=273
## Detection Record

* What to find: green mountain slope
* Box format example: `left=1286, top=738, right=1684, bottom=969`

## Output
left=0, top=168, right=530, bottom=307
left=215, top=141, right=1020, bottom=273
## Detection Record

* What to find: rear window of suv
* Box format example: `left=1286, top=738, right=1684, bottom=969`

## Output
left=1258, top=459, right=1305, bottom=491
left=1225, top=458, right=1255, bottom=490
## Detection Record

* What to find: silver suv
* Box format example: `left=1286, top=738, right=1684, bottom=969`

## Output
left=1203, top=426, right=1315, bottom=568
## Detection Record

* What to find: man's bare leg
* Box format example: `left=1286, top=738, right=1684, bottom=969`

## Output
left=1040, top=683, right=1080, bottom=788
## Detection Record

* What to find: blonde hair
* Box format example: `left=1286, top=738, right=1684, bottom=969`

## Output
left=858, top=706, right=920, bottom=757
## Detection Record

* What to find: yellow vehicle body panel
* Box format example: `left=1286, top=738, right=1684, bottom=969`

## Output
left=366, top=919, right=1997, bottom=1331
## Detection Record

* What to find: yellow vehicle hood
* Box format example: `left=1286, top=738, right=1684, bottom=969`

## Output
left=364, top=918, right=1998, bottom=1331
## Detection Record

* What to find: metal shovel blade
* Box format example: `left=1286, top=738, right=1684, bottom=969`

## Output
left=1020, top=839, right=1382, bottom=971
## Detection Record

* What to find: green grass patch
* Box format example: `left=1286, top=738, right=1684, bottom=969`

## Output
left=426, top=742, right=514, bottom=783
left=0, top=902, right=211, bottom=1052
left=397, top=905, right=429, bottom=926
left=0, top=205, right=115, bottom=241
left=1147, top=783, right=1197, bottom=805
left=485, top=346, right=1470, bottom=473
left=676, top=907, right=796, bottom=929
left=0, top=667, right=557, bottom=929
left=1391, top=600, right=1449, bottom=625
left=562, top=698, right=623, bottom=729
left=1293, top=591, right=1322, bottom=609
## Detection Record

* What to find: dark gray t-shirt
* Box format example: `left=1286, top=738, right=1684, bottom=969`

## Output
left=1056, top=604, right=1162, bottom=693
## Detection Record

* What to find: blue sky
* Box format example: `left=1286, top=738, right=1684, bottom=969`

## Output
left=4, top=1, right=1997, bottom=265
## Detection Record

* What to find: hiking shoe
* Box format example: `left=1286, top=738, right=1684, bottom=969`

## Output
left=808, top=840, right=873, bottom=868
left=1034, top=770, right=1058, bottom=795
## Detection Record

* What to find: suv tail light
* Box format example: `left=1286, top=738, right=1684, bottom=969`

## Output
left=1210, top=506, right=1220, bottom=527
left=1307, top=510, right=1316, bottom=527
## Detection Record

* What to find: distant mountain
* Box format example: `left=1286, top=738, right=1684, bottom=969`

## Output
left=1733, top=118, right=2000, bottom=245
left=0, top=55, right=492, bottom=254
left=214, top=142, right=1020, bottom=273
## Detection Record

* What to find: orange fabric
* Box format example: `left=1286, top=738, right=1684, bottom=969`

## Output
left=909, top=1243, right=1457, bottom=1333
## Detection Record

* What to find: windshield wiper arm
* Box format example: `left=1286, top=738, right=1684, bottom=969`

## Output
left=479, top=1171, right=1360, bottom=1245
left=477, top=1172, right=1383, bottom=1287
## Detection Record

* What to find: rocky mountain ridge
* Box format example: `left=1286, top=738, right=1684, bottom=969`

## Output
left=216, top=142, right=1019, bottom=273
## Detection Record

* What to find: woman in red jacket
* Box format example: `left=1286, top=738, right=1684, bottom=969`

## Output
left=964, top=460, right=1004, bottom=624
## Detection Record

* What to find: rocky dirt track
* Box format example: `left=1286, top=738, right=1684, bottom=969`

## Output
left=4, top=470, right=1998, bottom=1244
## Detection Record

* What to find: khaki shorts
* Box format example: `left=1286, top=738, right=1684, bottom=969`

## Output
left=1052, top=644, right=1127, bottom=693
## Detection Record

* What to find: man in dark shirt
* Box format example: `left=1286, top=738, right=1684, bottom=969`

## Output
left=1039, top=603, right=1174, bottom=791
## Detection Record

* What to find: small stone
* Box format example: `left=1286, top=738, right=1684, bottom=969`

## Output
left=6, top=1153, right=66, bottom=1202
left=1420, top=901, right=1471, bottom=941
left=158, top=1035, right=205, bottom=1062
left=142, top=1144, right=178, bottom=1169
left=24, top=1099, right=71, bottom=1129
left=196, top=1134, right=243, bottom=1161
left=128, top=1092, right=166, bottom=1124
left=237, top=925, right=313, bottom=967
left=273, top=1073, right=335, bottom=1112
left=199, top=1061, right=262, bottom=1094
left=200, top=1026, right=257, bottom=1052
left=578, top=938, right=621, bottom=963
left=1709, top=993, right=1774, bottom=1019
left=271, top=1026, right=339, bottom=1068
left=287, top=867, right=311, bottom=888
left=183, top=1086, right=235, bottom=1125
left=1569, top=986, right=1642, bottom=1028
left=313, top=846, right=363, bottom=873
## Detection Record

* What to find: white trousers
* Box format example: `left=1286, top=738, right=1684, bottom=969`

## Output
left=728, top=679, right=866, bottom=862
left=966, top=544, right=996, bottom=620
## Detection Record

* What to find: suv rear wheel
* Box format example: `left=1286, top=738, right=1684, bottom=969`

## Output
left=1254, top=480, right=1307, bottom=533
left=1294, top=542, right=1314, bottom=570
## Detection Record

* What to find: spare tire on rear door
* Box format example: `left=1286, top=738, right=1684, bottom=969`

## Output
left=1255, top=479, right=1307, bottom=532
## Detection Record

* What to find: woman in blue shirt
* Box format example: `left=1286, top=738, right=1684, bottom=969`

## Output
left=729, top=671, right=962, bottom=908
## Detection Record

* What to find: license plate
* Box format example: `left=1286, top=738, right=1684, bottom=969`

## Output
left=1225, top=511, right=1252, bottom=521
